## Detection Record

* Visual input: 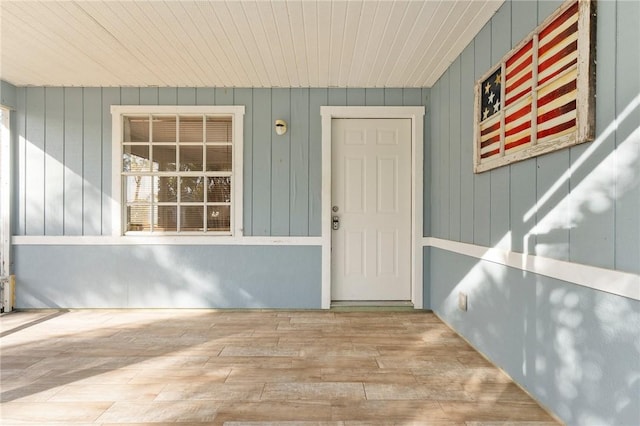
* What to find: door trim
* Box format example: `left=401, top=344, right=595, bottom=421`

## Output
left=320, top=106, right=425, bottom=309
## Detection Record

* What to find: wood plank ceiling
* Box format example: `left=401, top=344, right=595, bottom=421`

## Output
left=0, top=0, right=504, bottom=88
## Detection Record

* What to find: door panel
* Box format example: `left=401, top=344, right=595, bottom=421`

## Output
left=331, top=118, right=411, bottom=301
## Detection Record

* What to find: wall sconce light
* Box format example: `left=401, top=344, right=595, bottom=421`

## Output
left=275, top=119, right=288, bottom=136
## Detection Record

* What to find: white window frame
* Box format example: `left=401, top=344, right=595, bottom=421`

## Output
left=111, top=105, right=244, bottom=237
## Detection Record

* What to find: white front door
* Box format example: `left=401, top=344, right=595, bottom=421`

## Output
left=331, top=118, right=412, bottom=301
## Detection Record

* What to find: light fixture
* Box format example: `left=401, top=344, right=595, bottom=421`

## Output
left=275, top=119, right=287, bottom=136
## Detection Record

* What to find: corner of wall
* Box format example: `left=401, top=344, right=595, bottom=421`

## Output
left=0, top=81, right=17, bottom=110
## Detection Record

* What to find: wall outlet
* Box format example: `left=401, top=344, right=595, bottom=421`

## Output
left=458, top=292, right=468, bottom=312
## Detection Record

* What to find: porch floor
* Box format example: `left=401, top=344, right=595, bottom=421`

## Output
left=0, top=309, right=558, bottom=425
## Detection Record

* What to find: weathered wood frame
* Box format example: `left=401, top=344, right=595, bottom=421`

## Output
left=473, top=0, right=596, bottom=173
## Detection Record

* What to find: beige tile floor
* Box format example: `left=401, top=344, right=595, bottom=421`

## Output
left=0, top=309, right=559, bottom=425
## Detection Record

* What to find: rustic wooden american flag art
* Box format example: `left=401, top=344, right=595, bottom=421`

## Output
left=474, top=0, right=596, bottom=173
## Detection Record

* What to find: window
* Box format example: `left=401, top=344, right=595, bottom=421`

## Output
left=112, top=106, right=244, bottom=236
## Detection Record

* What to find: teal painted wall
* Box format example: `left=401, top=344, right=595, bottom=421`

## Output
left=14, top=245, right=321, bottom=309
left=428, top=0, right=639, bottom=275
left=428, top=1, right=640, bottom=424
left=10, top=86, right=427, bottom=237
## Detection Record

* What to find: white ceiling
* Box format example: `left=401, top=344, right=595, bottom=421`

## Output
left=0, top=0, right=504, bottom=88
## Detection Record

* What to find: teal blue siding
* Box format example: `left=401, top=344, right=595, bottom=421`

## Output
left=251, top=88, right=272, bottom=236
left=11, top=86, right=429, bottom=238
left=139, top=87, right=158, bottom=105
left=428, top=1, right=640, bottom=424
left=614, top=0, right=640, bottom=272
left=63, top=88, right=83, bottom=235
left=308, top=89, right=327, bottom=236
left=430, top=247, right=640, bottom=426
left=44, top=88, right=64, bottom=236
left=429, top=0, right=638, bottom=274
left=15, top=245, right=321, bottom=309
left=25, top=87, right=45, bottom=235
left=290, top=89, right=310, bottom=236
left=448, top=58, right=461, bottom=242
left=83, top=88, right=102, bottom=236
left=271, top=88, right=291, bottom=236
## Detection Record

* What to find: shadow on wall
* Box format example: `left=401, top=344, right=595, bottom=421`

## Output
left=432, top=96, right=640, bottom=424
left=433, top=248, right=640, bottom=425
left=13, top=244, right=321, bottom=309
left=523, top=94, right=640, bottom=267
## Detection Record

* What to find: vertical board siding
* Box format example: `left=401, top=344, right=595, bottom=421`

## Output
left=14, top=86, right=427, bottom=238
left=234, top=88, right=253, bottom=235
left=429, top=0, right=636, bottom=273
left=271, top=88, right=291, bottom=236
left=308, top=89, right=327, bottom=236
left=439, top=70, right=450, bottom=240
left=509, top=0, right=538, bottom=254
left=384, top=88, right=403, bottom=106
left=290, top=88, right=310, bottom=236
left=120, top=88, right=139, bottom=105
left=177, top=88, right=196, bottom=105
left=430, top=80, right=441, bottom=239
left=449, top=58, right=461, bottom=242
left=489, top=1, right=511, bottom=249
left=139, top=87, right=159, bottom=105
left=158, top=88, right=177, bottom=105
left=614, top=0, right=640, bottom=274
left=63, top=88, right=83, bottom=235
left=251, top=88, right=272, bottom=236
left=472, top=23, right=492, bottom=247
left=403, top=89, right=422, bottom=106
left=15, top=88, right=26, bottom=235
left=44, top=87, right=64, bottom=236
left=459, top=44, right=475, bottom=244
left=101, top=88, right=120, bottom=235
left=347, top=88, right=365, bottom=106
left=25, top=87, right=45, bottom=235
left=328, top=88, right=347, bottom=106
left=365, top=88, right=384, bottom=106
left=421, top=88, right=431, bottom=237
left=568, top=0, right=615, bottom=269
left=215, top=88, right=234, bottom=105
left=83, top=88, right=102, bottom=235
left=196, top=88, right=215, bottom=105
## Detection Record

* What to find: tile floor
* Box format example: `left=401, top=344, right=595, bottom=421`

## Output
left=0, top=309, right=559, bottom=425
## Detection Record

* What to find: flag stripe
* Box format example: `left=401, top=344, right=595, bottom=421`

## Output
left=538, top=79, right=577, bottom=109
left=505, top=135, right=531, bottom=151
left=537, top=99, right=576, bottom=125
left=506, top=83, right=532, bottom=105
left=507, top=40, right=533, bottom=68
left=480, top=121, right=501, bottom=136
left=538, top=118, right=576, bottom=139
left=481, top=137, right=500, bottom=149
left=481, top=148, right=501, bottom=159
left=506, top=102, right=532, bottom=122
left=506, top=72, right=533, bottom=95
left=538, top=58, right=577, bottom=86
left=506, top=48, right=533, bottom=77
left=539, top=21, right=578, bottom=57
left=539, top=2, right=579, bottom=41
left=505, top=119, right=531, bottom=137
left=539, top=40, right=578, bottom=75
left=538, top=108, right=576, bottom=132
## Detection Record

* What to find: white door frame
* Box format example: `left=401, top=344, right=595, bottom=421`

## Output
left=320, top=106, right=425, bottom=309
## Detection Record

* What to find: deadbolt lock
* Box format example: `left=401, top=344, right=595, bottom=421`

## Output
left=332, top=216, right=340, bottom=230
